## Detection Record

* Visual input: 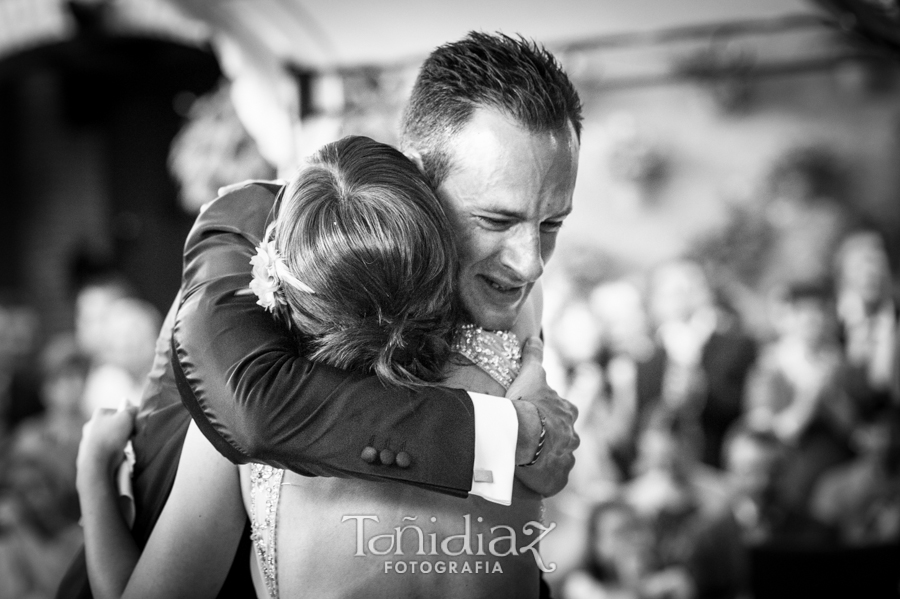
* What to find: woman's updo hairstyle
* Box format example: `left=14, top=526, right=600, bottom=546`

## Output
left=273, top=135, right=458, bottom=388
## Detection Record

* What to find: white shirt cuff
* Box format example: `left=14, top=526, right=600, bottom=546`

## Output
left=468, top=392, right=517, bottom=506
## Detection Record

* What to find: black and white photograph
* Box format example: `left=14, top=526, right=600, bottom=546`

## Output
left=0, top=1, right=899, bottom=598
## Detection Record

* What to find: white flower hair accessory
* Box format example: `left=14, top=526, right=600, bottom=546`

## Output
left=249, top=224, right=314, bottom=312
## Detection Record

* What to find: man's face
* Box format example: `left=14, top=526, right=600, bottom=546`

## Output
left=435, top=108, right=579, bottom=331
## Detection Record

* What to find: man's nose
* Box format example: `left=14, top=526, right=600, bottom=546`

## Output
left=500, top=227, right=543, bottom=283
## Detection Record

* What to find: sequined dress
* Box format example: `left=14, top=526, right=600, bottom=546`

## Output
left=247, top=324, right=522, bottom=599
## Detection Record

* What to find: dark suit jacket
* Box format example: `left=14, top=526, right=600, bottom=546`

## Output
left=57, top=181, right=478, bottom=598
left=172, top=181, right=476, bottom=491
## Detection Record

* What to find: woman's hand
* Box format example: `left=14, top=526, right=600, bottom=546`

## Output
left=77, top=404, right=137, bottom=490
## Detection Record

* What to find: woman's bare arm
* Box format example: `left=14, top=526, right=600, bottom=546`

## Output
left=77, top=408, right=142, bottom=599
left=78, top=413, right=246, bottom=599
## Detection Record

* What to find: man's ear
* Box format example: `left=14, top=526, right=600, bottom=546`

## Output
left=402, top=148, right=426, bottom=173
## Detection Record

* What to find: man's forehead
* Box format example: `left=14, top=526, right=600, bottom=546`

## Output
left=469, top=117, right=578, bottom=153
left=440, top=111, right=578, bottom=201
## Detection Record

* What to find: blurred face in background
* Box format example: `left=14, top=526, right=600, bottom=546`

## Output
left=636, top=426, right=686, bottom=476
left=75, top=283, right=128, bottom=360
left=593, top=504, right=653, bottom=582
left=837, top=233, right=891, bottom=307
left=42, top=367, right=88, bottom=416
left=727, top=435, right=780, bottom=502
left=549, top=299, right=601, bottom=365
left=7, top=457, right=71, bottom=534
left=778, top=297, right=835, bottom=347
left=853, top=415, right=900, bottom=471
left=39, top=337, right=90, bottom=416
left=649, top=261, right=712, bottom=327
left=436, top=108, right=579, bottom=331
left=102, top=299, right=161, bottom=381
left=0, top=305, right=38, bottom=369
left=591, top=281, right=651, bottom=357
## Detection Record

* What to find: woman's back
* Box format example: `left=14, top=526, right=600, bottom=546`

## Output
left=241, top=322, right=545, bottom=599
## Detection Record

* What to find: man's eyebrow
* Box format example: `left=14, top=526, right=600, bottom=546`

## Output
left=478, top=207, right=526, bottom=219
left=541, top=208, right=573, bottom=222
left=478, top=206, right=572, bottom=219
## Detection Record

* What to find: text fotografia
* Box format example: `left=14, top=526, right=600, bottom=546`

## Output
left=342, top=514, right=557, bottom=573
left=385, top=560, right=502, bottom=574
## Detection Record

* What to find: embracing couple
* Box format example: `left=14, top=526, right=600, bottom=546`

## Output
left=65, top=32, right=582, bottom=599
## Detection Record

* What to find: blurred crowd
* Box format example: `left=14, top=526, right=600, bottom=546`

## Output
left=0, top=272, right=161, bottom=598
left=2, top=233, right=899, bottom=599
left=547, top=228, right=900, bottom=599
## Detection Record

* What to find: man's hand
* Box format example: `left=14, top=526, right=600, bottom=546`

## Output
left=507, top=337, right=579, bottom=497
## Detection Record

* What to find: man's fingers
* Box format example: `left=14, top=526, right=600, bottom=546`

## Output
left=116, top=398, right=138, bottom=415
left=520, top=336, right=543, bottom=366
left=568, top=429, right=581, bottom=451
left=507, top=337, right=547, bottom=399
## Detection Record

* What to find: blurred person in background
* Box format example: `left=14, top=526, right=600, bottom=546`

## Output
left=646, top=260, right=757, bottom=470
left=73, top=275, right=133, bottom=365
left=73, top=274, right=141, bottom=415
left=540, top=284, right=619, bottom=570
left=723, top=425, right=833, bottom=547
left=0, top=430, right=83, bottom=599
left=561, top=498, right=657, bottom=599
left=760, top=146, right=860, bottom=291
left=80, top=298, right=161, bottom=416
left=589, top=279, right=657, bottom=480
left=539, top=279, right=619, bottom=588
left=834, top=230, right=897, bottom=420
left=744, top=280, right=855, bottom=515
left=0, top=294, right=42, bottom=440
left=625, top=406, right=729, bottom=517
left=544, top=289, right=603, bottom=411
left=623, top=407, right=743, bottom=599
left=10, top=335, right=90, bottom=480
left=0, top=336, right=90, bottom=599
left=543, top=288, right=616, bottom=496
left=811, top=404, right=900, bottom=546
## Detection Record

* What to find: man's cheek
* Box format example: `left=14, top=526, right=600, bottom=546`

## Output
left=540, top=234, right=558, bottom=264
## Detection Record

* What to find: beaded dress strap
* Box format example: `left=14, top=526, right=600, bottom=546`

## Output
left=249, top=463, right=284, bottom=599
left=450, top=324, right=522, bottom=390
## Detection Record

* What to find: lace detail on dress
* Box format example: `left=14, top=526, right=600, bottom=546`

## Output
left=249, top=463, right=284, bottom=599
left=451, top=324, right=521, bottom=390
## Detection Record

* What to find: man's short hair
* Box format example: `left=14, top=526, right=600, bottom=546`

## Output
left=401, top=31, right=583, bottom=188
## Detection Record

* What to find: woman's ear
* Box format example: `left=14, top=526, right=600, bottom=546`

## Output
left=403, top=148, right=426, bottom=173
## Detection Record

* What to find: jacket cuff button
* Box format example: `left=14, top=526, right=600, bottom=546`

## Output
left=395, top=451, right=411, bottom=469
left=379, top=448, right=395, bottom=466
left=361, top=446, right=378, bottom=464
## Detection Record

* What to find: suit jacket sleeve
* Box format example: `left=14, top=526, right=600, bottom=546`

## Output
left=172, top=182, right=475, bottom=496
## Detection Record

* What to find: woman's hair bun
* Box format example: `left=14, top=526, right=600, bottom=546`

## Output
left=276, top=135, right=460, bottom=388
left=308, top=312, right=454, bottom=388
